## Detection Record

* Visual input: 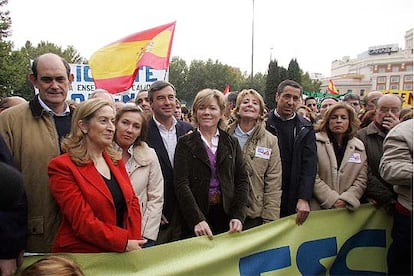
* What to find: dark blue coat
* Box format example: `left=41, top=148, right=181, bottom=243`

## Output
left=266, top=111, right=317, bottom=217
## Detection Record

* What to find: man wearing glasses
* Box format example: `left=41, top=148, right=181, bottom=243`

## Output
left=356, top=94, right=402, bottom=213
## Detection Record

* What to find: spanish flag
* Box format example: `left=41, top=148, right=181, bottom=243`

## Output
left=89, top=21, right=176, bottom=94
left=328, top=79, right=339, bottom=95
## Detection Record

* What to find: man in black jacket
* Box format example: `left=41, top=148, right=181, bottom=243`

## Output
left=266, top=80, right=317, bottom=225
left=0, top=135, right=27, bottom=276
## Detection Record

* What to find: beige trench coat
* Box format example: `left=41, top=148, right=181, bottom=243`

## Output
left=311, top=132, right=368, bottom=211
left=127, top=142, right=164, bottom=241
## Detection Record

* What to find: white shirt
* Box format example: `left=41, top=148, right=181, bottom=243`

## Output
left=198, top=128, right=219, bottom=154
left=113, top=143, right=134, bottom=171
left=153, top=116, right=177, bottom=166
left=38, top=96, right=70, bottom=116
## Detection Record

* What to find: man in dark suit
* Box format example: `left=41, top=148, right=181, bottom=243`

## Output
left=146, top=80, right=192, bottom=244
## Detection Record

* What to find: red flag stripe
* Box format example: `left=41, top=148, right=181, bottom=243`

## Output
left=137, top=53, right=172, bottom=70
left=107, top=22, right=175, bottom=45
left=93, top=74, right=138, bottom=94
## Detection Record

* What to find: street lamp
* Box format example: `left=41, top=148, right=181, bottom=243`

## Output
left=250, top=0, right=255, bottom=87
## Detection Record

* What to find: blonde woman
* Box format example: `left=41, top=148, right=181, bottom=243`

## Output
left=227, top=89, right=282, bottom=229
left=48, top=98, right=144, bottom=253
left=173, top=89, right=248, bottom=239
left=114, top=105, right=163, bottom=247
left=21, top=256, right=84, bottom=276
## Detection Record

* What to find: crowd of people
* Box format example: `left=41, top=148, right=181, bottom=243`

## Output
left=0, top=53, right=412, bottom=275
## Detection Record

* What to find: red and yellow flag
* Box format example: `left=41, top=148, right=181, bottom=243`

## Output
left=328, top=79, right=339, bottom=95
left=89, top=21, right=176, bottom=94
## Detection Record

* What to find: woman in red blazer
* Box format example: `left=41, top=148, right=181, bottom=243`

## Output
left=48, top=98, right=145, bottom=253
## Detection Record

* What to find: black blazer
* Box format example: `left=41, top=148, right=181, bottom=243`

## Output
left=146, top=118, right=193, bottom=221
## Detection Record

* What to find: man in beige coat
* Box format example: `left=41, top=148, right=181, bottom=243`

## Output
left=379, top=118, right=413, bottom=275
left=0, top=53, right=74, bottom=252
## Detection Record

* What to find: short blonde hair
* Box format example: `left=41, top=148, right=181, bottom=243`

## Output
left=21, top=256, right=84, bottom=276
left=231, top=89, right=266, bottom=122
left=192, top=88, right=226, bottom=129
left=61, top=98, right=121, bottom=166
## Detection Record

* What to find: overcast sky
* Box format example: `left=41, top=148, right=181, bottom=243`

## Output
left=7, top=0, right=413, bottom=77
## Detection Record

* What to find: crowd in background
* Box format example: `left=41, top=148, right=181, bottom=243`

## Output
left=0, top=53, right=412, bottom=276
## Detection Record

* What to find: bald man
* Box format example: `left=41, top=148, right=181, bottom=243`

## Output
left=362, top=91, right=383, bottom=113
left=0, top=96, right=27, bottom=113
left=89, top=89, right=115, bottom=104
left=0, top=53, right=74, bottom=253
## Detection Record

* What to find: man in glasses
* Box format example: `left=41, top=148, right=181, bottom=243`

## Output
left=356, top=94, right=402, bottom=214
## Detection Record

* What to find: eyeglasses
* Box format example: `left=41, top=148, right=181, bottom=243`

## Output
left=379, top=107, right=400, bottom=114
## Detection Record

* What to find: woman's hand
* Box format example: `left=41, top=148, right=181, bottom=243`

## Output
left=229, top=219, right=243, bottom=233
left=160, top=214, right=169, bottom=225
left=333, top=199, right=346, bottom=209
left=125, top=239, right=147, bottom=252
left=194, top=221, right=213, bottom=240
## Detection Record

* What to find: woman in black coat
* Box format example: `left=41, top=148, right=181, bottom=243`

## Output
left=174, top=89, right=248, bottom=240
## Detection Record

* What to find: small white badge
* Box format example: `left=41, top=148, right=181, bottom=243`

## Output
left=348, top=152, right=361, bottom=163
left=255, top=146, right=272, bottom=160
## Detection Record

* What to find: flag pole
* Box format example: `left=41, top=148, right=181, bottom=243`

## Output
left=250, top=0, right=255, bottom=87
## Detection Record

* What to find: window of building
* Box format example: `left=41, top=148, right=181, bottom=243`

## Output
left=377, top=84, right=386, bottom=90
left=407, top=65, right=413, bottom=72
left=391, top=66, right=400, bottom=72
left=390, top=76, right=400, bottom=83
left=377, top=76, right=386, bottom=83
left=390, top=84, right=399, bottom=90
left=403, top=83, right=413, bottom=90
left=404, top=75, right=413, bottom=82
left=378, top=67, right=386, bottom=73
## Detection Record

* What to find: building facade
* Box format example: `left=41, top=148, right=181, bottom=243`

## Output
left=320, top=29, right=413, bottom=100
